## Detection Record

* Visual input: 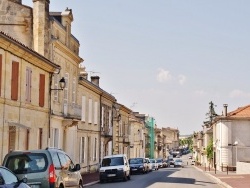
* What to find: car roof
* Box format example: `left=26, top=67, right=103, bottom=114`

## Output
left=103, top=154, right=126, bottom=158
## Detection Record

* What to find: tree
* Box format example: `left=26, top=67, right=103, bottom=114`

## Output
left=206, top=138, right=213, bottom=162
left=204, top=101, right=218, bottom=127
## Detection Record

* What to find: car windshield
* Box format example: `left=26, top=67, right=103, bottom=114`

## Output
left=149, top=159, right=155, bottom=163
left=129, top=158, right=143, bottom=164
left=102, top=157, right=124, bottom=167
left=156, top=159, right=162, bottom=163
left=5, top=153, right=48, bottom=174
left=175, top=159, right=182, bottom=162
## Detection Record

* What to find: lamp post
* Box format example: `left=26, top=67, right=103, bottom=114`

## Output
left=48, top=76, right=66, bottom=146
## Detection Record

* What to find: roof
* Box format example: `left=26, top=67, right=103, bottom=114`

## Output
left=226, top=104, right=250, bottom=118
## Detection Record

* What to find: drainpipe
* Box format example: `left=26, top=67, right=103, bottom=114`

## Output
left=99, top=92, right=103, bottom=165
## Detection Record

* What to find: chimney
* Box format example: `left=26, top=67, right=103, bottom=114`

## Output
left=91, top=76, right=100, bottom=86
left=79, top=65, right=88, bottom=80
left=33, top=0, right=50, bottom=58
left=223, top=104, right=228, bottom=116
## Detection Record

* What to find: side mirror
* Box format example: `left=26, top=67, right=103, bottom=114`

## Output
left=75, top=164, right=81, bottom=171
left=21, top=177, right=28, bottom=183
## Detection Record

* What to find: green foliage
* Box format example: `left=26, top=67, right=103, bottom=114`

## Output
left=206, top=138, right=213, bottom=161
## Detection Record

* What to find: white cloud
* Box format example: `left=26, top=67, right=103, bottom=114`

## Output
left=178, top=74, right=186, bottom=85
left=229, top=89, right=250, bottom=98
left=156, top=68, right=172, bottom=83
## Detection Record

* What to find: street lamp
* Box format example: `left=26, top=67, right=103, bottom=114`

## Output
left=48, top=76, right=66, bottom=146
left=50, top=77, right=66, bottom=90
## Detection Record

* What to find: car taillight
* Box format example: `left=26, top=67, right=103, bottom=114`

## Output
left=49, top=164, right=56, bottom=183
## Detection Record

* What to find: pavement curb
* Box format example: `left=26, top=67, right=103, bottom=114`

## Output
left=194, top=166, right=232, bottom=188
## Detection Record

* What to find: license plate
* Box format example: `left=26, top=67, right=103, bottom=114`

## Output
left=30, top=185, right=40, bottom=188
left=107, top=174, right=116, bottom=177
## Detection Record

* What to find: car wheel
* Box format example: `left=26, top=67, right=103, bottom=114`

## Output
left=123, top=173, right=128, bottom=181
left=79, top=181, right=83, bottom=188
left=127, top=174, right=131, bottom=180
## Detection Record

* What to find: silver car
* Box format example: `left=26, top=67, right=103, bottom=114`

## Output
left=2, top=148, right=83, bottom=188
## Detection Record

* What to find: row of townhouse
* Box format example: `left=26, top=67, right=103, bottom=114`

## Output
left=193, top=104, right=250, bottom=174
left=0, top=0, right=180, bottom=173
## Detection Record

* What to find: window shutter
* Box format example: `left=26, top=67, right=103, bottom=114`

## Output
left=26, top=67, right=32, bottom=103
left=94, top=101, right=98, bottom=125
left=88, top=99, right=92, bottom=124
left=101, top=107, right=104, bottom=127
left=11, top=61, right=19, bottom=101
left=81, top=96, right=86, bottom=121
left=39, top=74, right=45, bottom=107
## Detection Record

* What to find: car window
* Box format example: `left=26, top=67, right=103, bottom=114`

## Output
left=0, top=167, right=18, bottom=184
left=50, top=151, right=61, bottom=169
left=5, top=153, right=47, bottom=174
left=102, top=157, right=124, bottom=167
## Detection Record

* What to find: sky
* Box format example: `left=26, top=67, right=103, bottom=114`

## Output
left=23, top=0, right=250, bottom=135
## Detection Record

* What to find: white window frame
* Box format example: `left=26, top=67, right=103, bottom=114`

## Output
left=53, top=74, right=59, bottom=101
left=80, top=137, right=85, bottom=163
left=72, top=77, right=76, bottom=104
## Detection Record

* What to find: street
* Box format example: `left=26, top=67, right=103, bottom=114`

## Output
left=89, top=156, right=223, bottom=188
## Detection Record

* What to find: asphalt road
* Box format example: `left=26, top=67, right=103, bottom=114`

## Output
left=89, top=156, right=223, bottom=188
left=90, top=165, right=221, bottom=188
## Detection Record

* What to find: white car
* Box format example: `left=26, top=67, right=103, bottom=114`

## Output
left=149, top=159, right=158, bottom=170
left=174, top=159, right=184, bottom=168
left=99, top=154, right=131, bottom=183
left=145, top=158, right=153, bottom=172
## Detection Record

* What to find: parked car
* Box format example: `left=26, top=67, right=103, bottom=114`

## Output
left=174, top=159, right=184, bottom=168
left=191, top=160, right=195, bottom=165
left=169, top=158, right=175, bottom=167
left=2, top=148, right=83, bottom=188
left=129, top=157, right=148, bottom=174
left=162, top=159, right=168, bottom=168
left=188, top=156, right=193, bottom=159
left=0, top=166, right=30, bottom=188
left=156, top=158, right=163, bottom=168
left=149, top=159, right=158, bottom=170
left=99, top=154, right=130, bottom=183
left=145, top=158, right=152, bottom=172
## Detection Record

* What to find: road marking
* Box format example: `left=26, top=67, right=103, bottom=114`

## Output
left=219, top=176, right=244, bottom=179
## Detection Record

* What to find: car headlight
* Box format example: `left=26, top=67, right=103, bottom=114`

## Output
left=99, top=169, right=105, bottom=173
left=117, top=168, right=124, bottom=171
left=139, top=165, right=143, bottom=168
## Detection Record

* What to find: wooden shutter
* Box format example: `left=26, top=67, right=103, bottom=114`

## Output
left=39, top=74, right=45, bottom=107
left=26, top=67, right=32, bottom=102
left=11, top=61, right=19, bottom=100
left=0, top=54, right=2, bottom=96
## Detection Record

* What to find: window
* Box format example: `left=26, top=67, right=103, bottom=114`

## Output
left=109, top=109, right=112, bottom=129
left=88, top=99, right=92, bottom=124
left=25, top=67, right=32, bottom=103
left=25, top=129, right=30, bottom=150
left=94, top=137, right=97, bottom=161
left=81, top=96, right=86, bottom=121
left=63, top=73, right=69, bottom=115
left=8, top=126, right=16, bottom=152
left=101, top=107, right=104, bottom=128
left=39, top=74, right=45, bottom=107
left=94, top=101, right=98, bottom=125
left=52, top=128, right=59, bottom=148
left=11, top=61, right=19, bottom=101
left=80, top=137, right=85, bottom=163
left=38, top=128, right=43, bottom=149
left=0, top=54, right=2, bottom=96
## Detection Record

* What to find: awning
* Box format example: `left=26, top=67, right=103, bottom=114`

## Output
left=8, top=122, right=31, bottom=129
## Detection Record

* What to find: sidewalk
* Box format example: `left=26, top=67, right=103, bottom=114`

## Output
left=195, top=165, right=250, bottom=188
left=82, top=171, right=99, bottom=187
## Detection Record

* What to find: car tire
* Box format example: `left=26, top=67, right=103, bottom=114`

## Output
left=127, top=174, right=131, bottom=180
left=123, top=173, right=128, bottom=181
